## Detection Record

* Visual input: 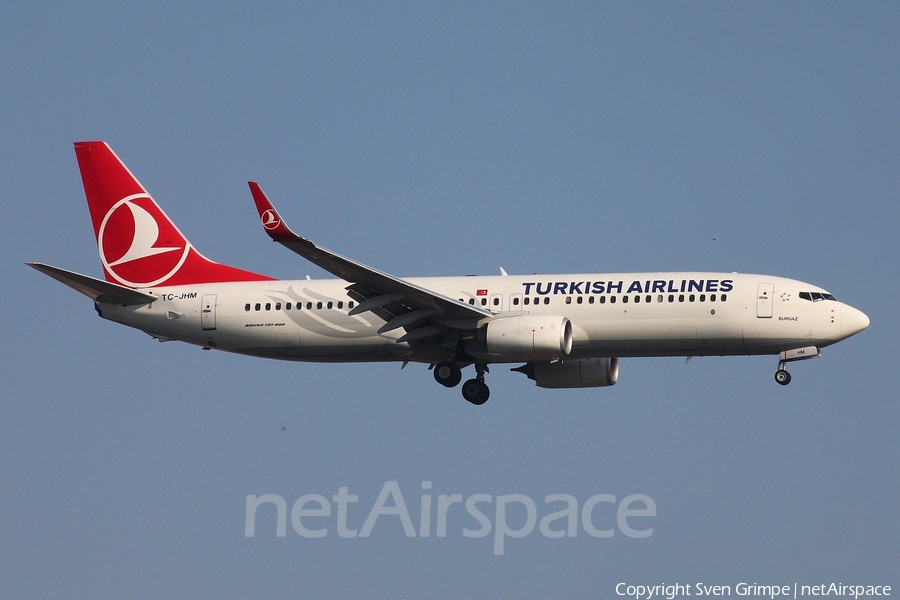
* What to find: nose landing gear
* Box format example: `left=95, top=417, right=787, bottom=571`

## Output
left=773, top=346, right=820, bottom=386
left=774, top=366, right=792, bottom=386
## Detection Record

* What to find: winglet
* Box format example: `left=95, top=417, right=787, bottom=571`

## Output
left=248, top=182, right=302, bottom=243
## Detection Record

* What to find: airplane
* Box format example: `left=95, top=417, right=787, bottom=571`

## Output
left=29, top=141, right=870, bottom=405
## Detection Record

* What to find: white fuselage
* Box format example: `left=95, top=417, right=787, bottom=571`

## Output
left=98, top=272, right=868, bottom=364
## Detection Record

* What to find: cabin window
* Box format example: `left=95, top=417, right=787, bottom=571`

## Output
left=610, top=296, right=616, bottom=304
left=699, top=294, right=706, bottom=302
left=317, top=302, right=323, bottom=309
left=255, top=303, right=261, bottom=311
left=622, top=296, right=629, bottom=304
left=689, top=294, right=695, bottom=302
left=513, top=297, right=520, bottom=306
left=469, top=298, right=475, bottom=305
left=657, top=295, right=663, bottom=303
left=327, top=301, right=333, bottom=309
left=524, top=297, right=530, bottom=306
left=245, top=303, right=251, bottom=311
left=710, top=294, right=716, bottom=302
left=265, top=303, right=271, bottom=310
left=338, top=301, right=343, bottom=309
left=668, top=295, right=674, bottom=303
left=600, top=296, right=606, bottom=304
left=589, top=296, right=595, bottom=304
left=286, top=303, right=292, bottom=310
left=678, top=295, right=685, bottom=302
left=543, top=297, right=550, bottom=305
left=577, top=296, right=583, bottom=304
left=493, top=297, right=500, bottom=306
left=566, top=297, right=572, bottom=304
left=721, top=294, right=727, bottom=302
left=348, top=301, right=355, bottom=309
left=481, top=298, right=487, bottom=306
left=275, top=303, right=282, bottom=310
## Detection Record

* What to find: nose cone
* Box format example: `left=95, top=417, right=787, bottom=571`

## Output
left=841, top=305, right=870, bottom=339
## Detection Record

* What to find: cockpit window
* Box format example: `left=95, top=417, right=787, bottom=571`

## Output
left=799, top=291, right=837, bottom=302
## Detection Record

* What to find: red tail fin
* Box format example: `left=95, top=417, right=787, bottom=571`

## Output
left=74, top=141, right=273, bottom=287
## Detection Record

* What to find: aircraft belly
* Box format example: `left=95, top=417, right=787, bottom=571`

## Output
left=112, top=303, right=207, bottom=343
left=234, top=344, right=402, bottom=362
left=225, top=318, right=405, bottom=362
left=570, top=317, right=746, bottom=357
left=740, top=312, right=821, bottom=354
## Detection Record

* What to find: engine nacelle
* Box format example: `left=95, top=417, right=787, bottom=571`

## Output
left=520, top=357, right=619, bottom=389
left=485, top=315, right=573, bottom=360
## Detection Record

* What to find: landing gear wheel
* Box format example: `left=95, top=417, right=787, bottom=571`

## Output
left=775, top=369, right=791, bottom=385
left=461, top=378, right=490, bottom=405
left=434, top=361, right=462, bottom=388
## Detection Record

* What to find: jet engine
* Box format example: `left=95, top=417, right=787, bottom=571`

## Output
left=514, top=357, right=619, bottom=388
left=484, top=315, right=573, bottom=360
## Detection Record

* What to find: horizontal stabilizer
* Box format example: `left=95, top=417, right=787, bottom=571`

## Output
left=27, top=262, right=157, bottom=305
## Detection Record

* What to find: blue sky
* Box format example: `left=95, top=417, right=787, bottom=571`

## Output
left=2, top=2, right=898, bottom=597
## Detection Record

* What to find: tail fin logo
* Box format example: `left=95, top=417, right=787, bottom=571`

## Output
left=98, top=194, right=191, bottom=287
left=261, top=209, right=281, bottom=231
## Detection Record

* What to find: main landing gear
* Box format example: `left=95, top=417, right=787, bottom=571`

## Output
left=461, top=374, right=490, bottom=405
left=433, top=361, right=462, bottom=388
left=433, top=361, right=490, bottom=405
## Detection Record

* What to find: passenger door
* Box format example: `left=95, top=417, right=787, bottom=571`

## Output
left=756, top=284, right=774, bottom=318
left=201, top=294, right=217, bottom=330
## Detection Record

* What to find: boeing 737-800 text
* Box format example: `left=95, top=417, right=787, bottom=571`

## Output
left=29, top=142, right=869, bottom=404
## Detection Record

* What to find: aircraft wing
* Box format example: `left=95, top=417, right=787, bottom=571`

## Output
left=28, top=262, right=157, bottom=305
left=248, top=183, right=492, bottom=337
